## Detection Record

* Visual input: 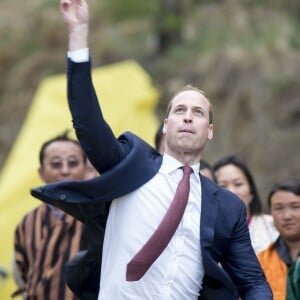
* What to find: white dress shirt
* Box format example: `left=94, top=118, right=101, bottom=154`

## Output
left=99, top=154, right=204, bottom=300
left=67, top=48, right=89, bottom=62
left=67, top=50, right=205, bottom=298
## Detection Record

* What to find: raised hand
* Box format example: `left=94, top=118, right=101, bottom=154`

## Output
left=60, top=0, right=89, bottom=29
left=60, top=0, right=89, bottom=50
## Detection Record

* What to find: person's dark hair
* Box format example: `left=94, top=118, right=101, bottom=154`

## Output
left=267, top=177, right=300, bottom=207
left=166, top=84, right=213, bottom=124
left=200, top=160, right=217, bottom=182
left=39, top=130, right=87, bottom=166
left=213, top=155, right=262, bottom=215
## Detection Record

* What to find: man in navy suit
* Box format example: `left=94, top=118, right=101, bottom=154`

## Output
left=32, top=0, right=272, bottom=299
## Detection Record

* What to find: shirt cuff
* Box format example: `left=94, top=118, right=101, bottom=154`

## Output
left=67, top=48, right=90, bottom=63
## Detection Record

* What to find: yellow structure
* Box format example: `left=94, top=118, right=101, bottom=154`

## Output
left=0, top=60, right=159, bottom=299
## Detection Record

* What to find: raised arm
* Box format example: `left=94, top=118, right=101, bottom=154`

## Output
left=59, top=0, right=130, bottom=173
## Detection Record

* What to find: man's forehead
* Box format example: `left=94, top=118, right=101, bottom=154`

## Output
left=45, top=141, right=81, bottom=156
left=172, top=90, right=209, bottom=106
left=46, top=140, right=79, bottom=149
left=272, top=191, right=300, bottom=202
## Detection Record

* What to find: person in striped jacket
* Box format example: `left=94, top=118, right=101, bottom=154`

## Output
left=12, top=132, right=91, bottom=300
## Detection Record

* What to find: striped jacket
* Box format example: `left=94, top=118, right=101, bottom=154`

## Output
left=13, top=203, right=83, bottom=300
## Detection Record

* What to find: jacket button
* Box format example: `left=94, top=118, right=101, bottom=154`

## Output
left=60, top=194, right=66, bottom=200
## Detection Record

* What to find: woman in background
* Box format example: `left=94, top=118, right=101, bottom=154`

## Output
left=213, top=154, right=278, bottom=254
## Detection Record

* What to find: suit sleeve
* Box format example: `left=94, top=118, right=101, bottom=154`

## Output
left=221, top=201, right=273, bottom=299
left=67, top=59, right=130, bottom=173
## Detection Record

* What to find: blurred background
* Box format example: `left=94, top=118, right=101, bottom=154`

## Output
left=1, top=0, right=300, bottom=198
left=0, top=0, right=299, bottom=294
left=1, top=0, right=300, bottom=201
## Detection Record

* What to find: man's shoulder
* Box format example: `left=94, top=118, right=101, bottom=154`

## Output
left=257, top=242, right=276, bottom=259
left=120, top=131, right=156, bottom=150
left=16, top=204, right=48, bottom=227
left=119, top=131, right=162, bottom=164
left=202, top=176, right=244, bottom=208
left=29, top=203, right=48, bottom=215
left=257, top=241, right=286, bottom=273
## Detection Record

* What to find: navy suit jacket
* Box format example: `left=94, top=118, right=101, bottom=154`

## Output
left=31, top=60, right=272, bottom=300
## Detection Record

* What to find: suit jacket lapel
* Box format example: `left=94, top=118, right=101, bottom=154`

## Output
left=200, top=176, right=219, bottom=253
left=200, top=176, right=237, bottom=292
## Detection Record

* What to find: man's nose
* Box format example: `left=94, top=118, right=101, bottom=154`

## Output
left=184, top=111, right=193, bottom=122
left=282, top=208, right=293, bottom=219
left=60, top=162, right=70, bottom=174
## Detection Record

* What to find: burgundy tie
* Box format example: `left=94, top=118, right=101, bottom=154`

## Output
left=126, top=165, right=193, bottom=281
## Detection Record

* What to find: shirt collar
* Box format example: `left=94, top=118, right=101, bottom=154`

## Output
left=275, top=237, right=296, bottom=267
left=161, top=153, right=200, bottom=181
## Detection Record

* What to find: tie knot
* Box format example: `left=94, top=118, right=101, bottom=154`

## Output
left=182, top=165, right=193, bottom=175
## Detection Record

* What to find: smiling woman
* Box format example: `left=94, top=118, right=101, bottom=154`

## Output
left=213, top=154, right=278, bottom=254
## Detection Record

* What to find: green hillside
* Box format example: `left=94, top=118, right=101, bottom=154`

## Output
left=0, top=0, right=300, bottom=200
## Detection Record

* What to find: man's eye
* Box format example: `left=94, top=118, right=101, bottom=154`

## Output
left=68, top=161, right=80, bottom=168
left=50, top=162, right=62, bottom=169
left=175, top=108, right=184, bottom=113
left=195, top=110, right=203, bottom=116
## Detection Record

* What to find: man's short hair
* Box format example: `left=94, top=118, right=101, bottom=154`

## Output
left=165, top=84, right=213, bottom=124
left=39, top=130, right=87, bottom=166
left=268, top=177, right=300, bottom=207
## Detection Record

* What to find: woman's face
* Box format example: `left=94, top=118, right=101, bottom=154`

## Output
left=215, top=164, right=253, bottom=208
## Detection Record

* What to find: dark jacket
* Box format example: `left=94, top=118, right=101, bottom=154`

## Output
left=31, top=59, right=272, bottom=300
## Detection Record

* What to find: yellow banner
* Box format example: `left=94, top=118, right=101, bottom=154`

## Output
left=0, top=60, right=159, bottom=299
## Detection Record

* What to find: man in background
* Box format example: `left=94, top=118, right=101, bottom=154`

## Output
left=13, top=132, right=89, bottom=300
left=258, top=177, right=300, bottom=300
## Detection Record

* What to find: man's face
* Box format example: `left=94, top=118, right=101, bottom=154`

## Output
left=39, top=141, right=87, bottom=184
left=271, top=190, right=300, bottom=242
left=163, top=90, right=213, bottom=160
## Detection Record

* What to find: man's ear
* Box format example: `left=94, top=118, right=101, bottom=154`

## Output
left=162, top=119, right=168, bottom=134
left=208, top=124, right=213, bottom=140
left=38, top=167, right=45, bottom=182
